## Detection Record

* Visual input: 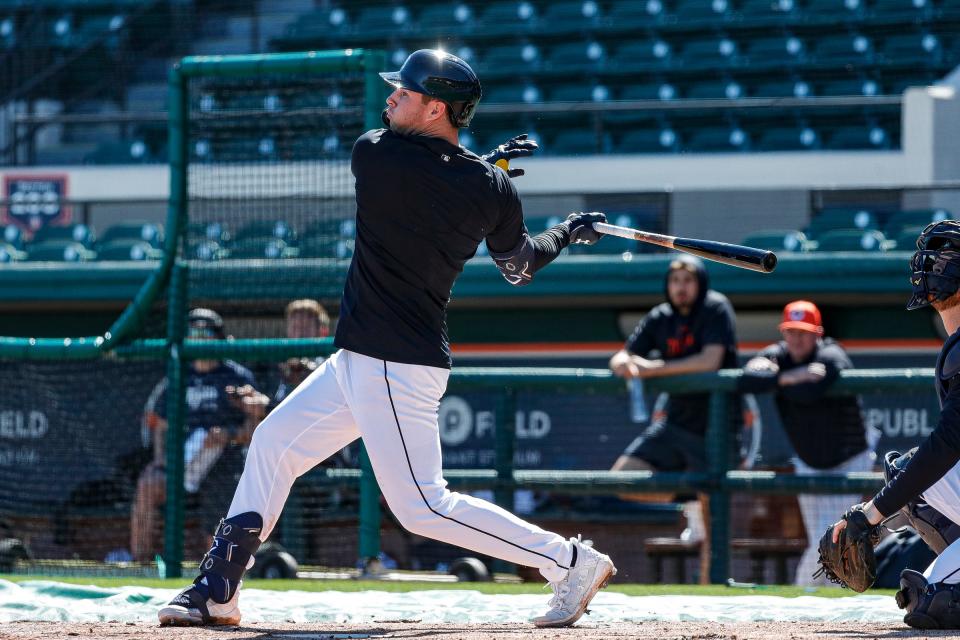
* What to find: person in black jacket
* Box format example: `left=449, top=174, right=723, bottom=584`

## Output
left=830, top=220, right=960, bottom=628
left=740, top=300, right=875, bottom=585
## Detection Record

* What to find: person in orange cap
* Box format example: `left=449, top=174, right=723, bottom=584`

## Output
left=740, top=300, right=876, bottom=585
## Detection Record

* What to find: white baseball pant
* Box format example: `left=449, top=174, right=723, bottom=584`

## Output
left=226, top=348, right=575, bottom=582
left=918, top=458, right=960, bottom=584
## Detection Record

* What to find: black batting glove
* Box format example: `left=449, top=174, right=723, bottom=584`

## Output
left=482, top=133, right=539, bottom=178
left=566, top=212, right=607, bottom=245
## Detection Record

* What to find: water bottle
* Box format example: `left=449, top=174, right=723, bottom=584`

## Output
left=629, top=377, right=649, bottom=423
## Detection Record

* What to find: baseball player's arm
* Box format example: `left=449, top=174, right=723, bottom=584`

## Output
left=738, top=352, right=781, bottom=393
left=616, top=344, right=726, bottom=379
left=777, top=343, right=845, bottom=401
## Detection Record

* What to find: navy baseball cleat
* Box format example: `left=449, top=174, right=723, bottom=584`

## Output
left=533, top=536, right=617, bottom=628
left=158, top=576, right=242, bottom=626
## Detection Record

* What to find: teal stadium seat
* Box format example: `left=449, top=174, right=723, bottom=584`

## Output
left=893, top=225, right=928, bottom=251
left=229, top=237, right=297, bottom=259
left=190, top=240, right=228, bottom=262
left=871, top=0, right=934, bottom=20
left=303, top=218, right=356, bottom=240
left=885, top=209, right=951, bottom=238
left=608, top=39, right=676, bottom=72
left=545, top=41, right=606, bottom=74
left=606, top=0, right=667, bottom=27
left=549, top=83, right=610, bottom=103
left=802, top=0, right=865, bottom=21
left=477, top=1, right=537, bottom=37
left=415, top=3, right=474, bottom=36
left=741, top=230, right=812, bottom=252
left=674, top=0, right=733, bottom=22
left=746, top=36, right=806, bottom=68
left=881, top=33, right=942, bottom=66
left=737, top=0, right=800, bottom=22
left=33, top=223, right=95, bottom=248
left=616, top=127, right=680, bottom=153
left=352, top=5, right=411, bottom=39
left=26, top=240, right=96, bottom=262
left=298, top=236, right=354, bottom=259
left=815, top=229, right=890, bottom=251
left=187, top=221, right=230, bottom=246
left=281, top=8, right=350, bottom=46
left=806, top=208, right=877, bottom=238
left=0, top=243, right=25, bottom=263
left=550, top=130, right=605, bottom=155
left=95, top=239, right=161, bottom=261
left=686, top=79, right=745, bottom=100
left=2, top=224, right=22, bottom=249
left=686, top=126, right=750, bottom=152
left=754, top=78, right=811, bottom=98
left=680, top=37, right=741, bottom=69
left=233, top=220, right=296, bottom=245
left=820, top=76, right=882, bottom=97
left=475, top=43, right=541, bottom=76
left=540, top=1, right=603, bottom=32
left=826, top=124, right=891, bottom=150
left=757, top=126, right=821, bottom=151
left=99, top=221, right=163, bottom=248
left=814, top=34, right=874, bottom=64
left=483, top=83, right=542, bottom=103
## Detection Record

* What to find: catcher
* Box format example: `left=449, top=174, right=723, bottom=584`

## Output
left=819, top=220, right=960, bottom=629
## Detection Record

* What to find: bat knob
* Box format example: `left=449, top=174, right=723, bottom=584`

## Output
left=762, top=252, right=778, bottom=273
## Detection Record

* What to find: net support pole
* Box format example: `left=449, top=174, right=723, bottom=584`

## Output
left=707, top=390, right=731, bottom=585
left=493, top=387, right=518, bottom=575
left=163, top=260, right=189, bottom=578
left=357, top=48, right=388, bottom=567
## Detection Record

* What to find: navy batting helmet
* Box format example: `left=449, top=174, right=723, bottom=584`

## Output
left=907, top=220, right=960, bottom=310
left=379, top=49, right=482, bottom=128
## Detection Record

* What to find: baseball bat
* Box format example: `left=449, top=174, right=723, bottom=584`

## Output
left=593, top=221, right=778, bottom=273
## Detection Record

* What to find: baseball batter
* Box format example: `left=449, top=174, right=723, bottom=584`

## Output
left=159, top=49, right=616, bottom=628
left=828, top=220, right=960, bottom=628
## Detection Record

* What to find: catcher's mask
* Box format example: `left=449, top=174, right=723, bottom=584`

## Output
left=380, top=49, right=482, bottom=128
left=907, top=219, right=960, bottom=310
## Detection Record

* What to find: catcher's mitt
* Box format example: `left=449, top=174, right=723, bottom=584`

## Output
left=813, top=506, right=882, bottom=592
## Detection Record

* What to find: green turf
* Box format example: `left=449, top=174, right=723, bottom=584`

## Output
left=0, top=575, right=895, bottom=598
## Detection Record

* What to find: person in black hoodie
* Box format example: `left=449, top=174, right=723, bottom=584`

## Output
left=609, top=255, right=739, bottom=581
left=740, top=300, right=875, bottom=585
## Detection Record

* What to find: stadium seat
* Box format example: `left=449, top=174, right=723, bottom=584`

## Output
left=615, top=127, right=680, bottom=153
left=483, top=83, right=542, bottom=103
left=95, top=239, right=161, bottom=261
left=680, top=37, right=741, bottom=69
left=607, top=39, right=676, bottom=72
left=881, top=33, right=942, bottom=66
left=674, top=0, right=733, bottom=22
left=415, top=3, right=474, bottom=35
left=893, top=225, right=927, bottom=250
left=187, top=221, right=230, bottom=246
left=26, top=240, right=96, bottom=262
left=619, top=81, right=679, bottom=101
left=475, top=43, right=541, bottom=76
left=745, top=36, right=806, bottom=67
left=885, top=209, right=951, bottom=237
left=741, top=229, right=812, bottom=252
left=753, top=78, right=811, bottom=98
left=550, top=130, right=605, bottom=155
left=813, top=34, right=874, bottom=64
left=826, top=124, right=892, bottom=150
left=477, top=1, right=537, bottom=36
left=98, top=221, right=163, bottom=248
left=540, top=0, right=603, bottom=29
left=352, top=5, right=411, bottom=38
left=544, top=41, right=606, bottom=74
left=0, top=242, right=25, bottom=263
left=685, top=126, right=751, bottom=152
left=686, top=79, right=745, bottom=100
left=299, top=235, right=354, bottom=259
left=814, top=229, right=890, bottom=251
left=302, top=218, right=356, bottom=240
left=190, top=240, right=228, bottom=262
left=606, top=0, right=667, bottom=26
left=232, top=220, right=296, bottom=245
left=737, top=0, right=800, bottom=22
left=802, top=0, right=866, bottom=21
left=871, top=0, right=933, bottom=20
left=33, top=223, right=95, bottom=248
left=548, top=83, right=610, bottom=103
left=2, top=223, right=23, bottom=249
left=756, top=126, right=821, bottom=151
left=280, top=8, right=350, bottom=44
left=229, top=237, right=297, bottom=259
left=820, top=76, right=882, bottom=97
left=806, top=208, right=877, bottom=237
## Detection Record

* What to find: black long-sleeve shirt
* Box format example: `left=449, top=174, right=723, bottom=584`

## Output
left=874, top=329, right=960, bottom=516
left=335, top=129, right=568, bottom=368
left=739, top=339, right=867, bottom=469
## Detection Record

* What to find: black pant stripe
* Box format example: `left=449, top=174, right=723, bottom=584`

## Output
left=381, top=360, right=569, bottom=571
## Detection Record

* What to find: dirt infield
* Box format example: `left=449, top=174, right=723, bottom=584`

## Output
left=0, top=621, right=951, bottom=639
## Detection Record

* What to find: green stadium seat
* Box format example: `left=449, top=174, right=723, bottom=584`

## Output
left=99, top=221, right=163, bottom=248
left=545, top=41, right=606, bottom=74
left=674, top=0, right=733, bottom=22
left=0, top=242, right=25, bottom=263
left=814, top=229, right=890, bottom=251
left=806, top=208, right=877, bottom=237
left=477, top=1, right=537, bottom=36
left=229, top=237, right=297, bottom=259
left=232, top=220, right=296, bottom=245
left=813, top=34, right=875, bottom=64
left=607, top=39, right=676, bottom=72
left=352, top=5, right=411, bottom=38
left=475, top=43, right=542, bottom=76
left=95, top=239, right=161, bottom=261
left=26, top=240, right=95, bottom=262
left=741, top=229, right=812, bottom=252
left=415, top=3, right=474, bottom=35
left=298, top=235, right=354, bottom=259
left=2, top=224, right=22, bottom=249
left=606, top=0, right=667, bottom=27
left=881, top=33, right=942, bottom=66
left=33, top=223, right=95, bottom=248
left=753, top=78, right=811, bottom=98
left=680, top=37, right=741, bottom=69
left=737, top=0, right=800, bottom=22
left=540, top=1, right=603, bottom=31
left=757, top=126, right=821, bottom=150
left=745, top=36, right=806, bottom=67
left=615, top=127, right=680, bottom=153
left=893, top=225, right=928, bottom=251
left=685, top=126, right=750, bottom=152
left=686, top=79, right=745, bottom=100
left=826, top=124, right=892, bottom=150
left=885, top=209, right=951, bottom=237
